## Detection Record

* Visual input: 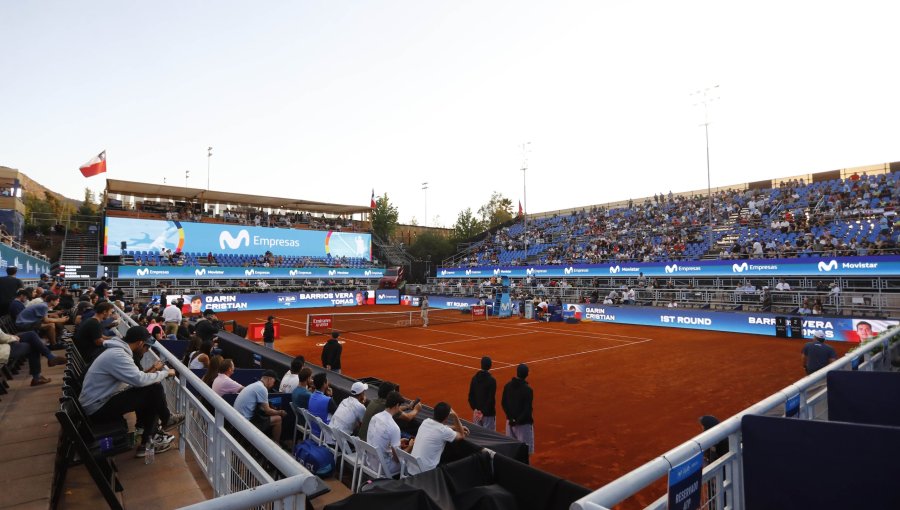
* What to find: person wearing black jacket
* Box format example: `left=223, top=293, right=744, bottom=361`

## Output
left=0, top=266, right=23, bottom=317
left=195, top=309, right=220, bottom=342
left=263, top=316, right=275, bottom=349
left=321, top=331, right=342, bottom=374
left=501, top=363, right=534, bottom=453
left=468, top=356, right=497, bottom=430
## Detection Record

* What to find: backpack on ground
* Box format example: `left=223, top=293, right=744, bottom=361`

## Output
left=294, top=439, right=334, bottom=477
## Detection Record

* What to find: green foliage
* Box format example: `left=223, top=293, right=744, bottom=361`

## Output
left=77, top=187, right=98, bottom=217
left=408, top=231, right=455, bottom=262
left=371, top=193, right=399, bottom=240
left=451, top=207, right=484, bottom=242
left=477, top=191, right=514, bottom=230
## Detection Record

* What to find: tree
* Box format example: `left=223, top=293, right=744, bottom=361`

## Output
left=371, top=193, right=399, bottom=240
left=451, top=207, right=484, bottom=242
left=77, top=187, right=98, bottom=217
left=477, top=191, right=514, bottom=230
left=407, top=231, right=455, bottom=263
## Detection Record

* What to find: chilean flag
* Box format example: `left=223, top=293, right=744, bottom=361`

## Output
left=370, top=189, right=376, bottom=209
left=79, top=151, right=107, bottom=178
left=518, top=201, right=524, bottom=217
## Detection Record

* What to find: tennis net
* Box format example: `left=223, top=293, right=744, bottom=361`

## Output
left=305, top=306, right=488, bottom=335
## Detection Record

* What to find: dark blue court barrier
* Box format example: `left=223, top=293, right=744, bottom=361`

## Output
left=742, top=415, right=900, bottom=510
left=159, top=339, right=188, bottom=360
left=827, top=370, right=900, bottom=427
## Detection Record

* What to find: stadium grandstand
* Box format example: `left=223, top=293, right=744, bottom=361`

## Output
left=1, top=163, right=899, bottom=510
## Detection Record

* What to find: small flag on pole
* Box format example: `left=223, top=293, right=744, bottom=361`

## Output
left=518, top=201, right=524, bottom=217
left=371, top=189, right=376, bottom=209
left=79, top=151, right=107, bottom=178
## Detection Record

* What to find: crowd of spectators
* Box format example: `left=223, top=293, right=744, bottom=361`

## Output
left=454, top=172, right=900, bottom=267
left=128, top=248, right=375, bottom=269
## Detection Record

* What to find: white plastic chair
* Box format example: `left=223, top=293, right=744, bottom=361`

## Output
left=352, top=436, right=388, bottom=493
left=299, top=408, right=324, bottom=445
left=312, top=415, right=339, bottom=463
left=332, top=428, right=361, bottom=490
left=289, top=402, right=310, bottom=445
left=395, top=447, right=423, bottom=479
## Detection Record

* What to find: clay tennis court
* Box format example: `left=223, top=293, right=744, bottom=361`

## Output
left=218, top=305, right=853, bottom=501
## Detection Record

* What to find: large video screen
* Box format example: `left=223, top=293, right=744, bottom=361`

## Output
left=104, top=217, right=371, bottom=260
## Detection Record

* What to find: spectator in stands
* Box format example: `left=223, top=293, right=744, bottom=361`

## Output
left=468, top=356, right=497, bottom=430
left=321, top=331, right=342, bottom=373
left=775, top=279, right=791, bottom=291
left=162, top=298, right=182, bottom=335
left=366, top=391, right=413, bottom=477
left=233, top=369, right=287, bottom=441
left=811, top=299, right=824, bottom=315
left=279, top=355, right=305, bottom=393
left=330, top=381, right=369, bottom=435
left=94, top=277, right=111, bottom=301
left=290, top=367, right=314, bottom=409
left=308, top=372, right=338, bottom=439
left=194, top=309, right=220, bottom=342
left=0, top=328, right=64, bottom=386
left=359, top=381, right=421, bottom=441
left=176, top=317, right=193, bottom=341
left=187, top=340, right=213, bottom=370
left=801, top=330, right=837, bottom=375
left=202, top=355, right=224, bottom=387
left=211, top=358, right=244, bottom=397
left=0, top=266, right=22, bottom=317
left=8, top=288, right=30, bottom=322
left=74, top=301, right=114, bottom=363
left=79, top=326, right=183, bottom=457
left=408, top=402, right=469, bottom=475
left=502, top=363, right=535, bottom=453
left=17, top=293, right=67, bottom=348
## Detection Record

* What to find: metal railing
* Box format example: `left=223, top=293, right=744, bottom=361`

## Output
left=570, top=327, right=900, bottom=510
left=111, top=306, right=318, bottom=509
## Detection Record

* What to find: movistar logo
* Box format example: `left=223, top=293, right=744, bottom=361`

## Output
left=664, top=264, right=678, bottom=274
left=609, top=266, right=621, bottom=274
left=526, top=268, right=535, bottom=275
left=194, top=268, right=206, bottom=276
left=465, top=269, right=473, bottom=276
left=136, top=268, right=150, bottom=276
left=220, top=229, right=250, bottom=250
left=440, top=270, right=448, bottom=276
left=364, top=270, right=372, bottom=277
left=244, top=269, right=255, bottom=276
left=732, top=262, right=749, bottom=273
left=289, top=269, right=299, bottom=276
left=563, top=266, right=574, bottom=275
left=818, top=260, right=838, bottom=272
left=493, top=268, right=501, bottom=275
left=326, top=269, right=335, bottom=276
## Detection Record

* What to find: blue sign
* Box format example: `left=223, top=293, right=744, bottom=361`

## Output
left=437, top=255, right=900, bottom=278
left=105, top=217, right=372, bottom=260
left=785, top=394, right=800, bottom=418
left=571, top=304, right=899, bottom=343
left=0, top=244, right=52, bottom=279
left=375, top=289, right=400, bottom=305
left=426, top=295, right=481, bottom=310
left=117, top=265, right=384, bottom=280
left=197, top=291, right=364, bottom=312
left=668, top=452, right=703, bottom=510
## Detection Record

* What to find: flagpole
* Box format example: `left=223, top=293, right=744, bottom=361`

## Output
left=521, top=142, right=531, bottom=255
left=207, top=146, right=212, bottom=190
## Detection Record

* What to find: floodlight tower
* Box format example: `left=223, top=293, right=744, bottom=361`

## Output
left=521, top=142, right=531, bottom=253
left=422, top=182, right=429, bottom=227
left=692, top=85, right=719, bottom=249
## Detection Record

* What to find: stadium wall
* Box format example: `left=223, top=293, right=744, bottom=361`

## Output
left=118, top=265, right=385, bottom=279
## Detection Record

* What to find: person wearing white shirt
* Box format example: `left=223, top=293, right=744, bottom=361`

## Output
left=775, top=279, right=791, bottom=291
left=279, top=356, right=305, bottom=393
left=409, top=403, right=468, bottom=475
left=365, top=391, right=411, bottom=476
left=330, top=381, right=369, bottom=435
left=162, top=299, right=182, bottom=335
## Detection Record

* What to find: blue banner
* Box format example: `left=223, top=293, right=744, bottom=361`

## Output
left=375, top=289, right=400, bottom=305
left=0, top=244, right=52, bottom=279
left=425, top=295, right=481, bottom=310
left=117, top=265, right=384, bottom=280
left=567, top=303, right=899, bottom=342
left=437, top=255, right=900, bottom=279
left=104, top=217, right=371, bottom=259
left=668, top=452, right=703, bottom=510
left=195, top=291, right=364, bottom=312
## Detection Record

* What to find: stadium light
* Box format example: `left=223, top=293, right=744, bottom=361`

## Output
left=207, top=146, right=213, bottom=190
left=185, top=169, right=190, bottom=189
left=421, top=182, right=429, bottom=227
left=521, top=142, right=531, bottom=253
left=691, top=86, right=719, bottom=250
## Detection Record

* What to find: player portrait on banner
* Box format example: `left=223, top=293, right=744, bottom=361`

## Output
left=846, top=319, right=899, bottom=343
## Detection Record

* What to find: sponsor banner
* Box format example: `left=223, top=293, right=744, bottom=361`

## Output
left=104, top=217, right=372, bottom=259
left=576, top=304, right=899, bottom=342
left=400, top=295, right=421, bottom=307
left=118, top=265, right=384, bottom=280
left=437, top=255, right=900, bottom=278
left=193, top=291, right=364, bottom=312
left=426, top=295, right=481, bottom=310
left=375, top=289, right=400, bottom=305
left=0, top=244, right=52, bottom=279
left=310, top=316, right=333, bottom=331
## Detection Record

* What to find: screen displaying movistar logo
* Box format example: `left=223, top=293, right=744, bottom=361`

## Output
left=220, top=230, right=250, bottom=250
left=137, top=268, right=150, bottom=276
left=818, top=260, right=838, bottom=272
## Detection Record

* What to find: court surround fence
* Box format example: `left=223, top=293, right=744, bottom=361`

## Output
left=111, top=306, right=319, bottom=510
left=570, top=327, right=900, bottom=510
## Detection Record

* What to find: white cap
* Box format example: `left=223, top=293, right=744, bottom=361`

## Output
left=350, top=381, right=369, bottom=396
left=814, top=330, right=826, bottom=339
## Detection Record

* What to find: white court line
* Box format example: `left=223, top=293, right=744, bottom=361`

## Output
left=477, top=320, right=653, bottom=343
left=494, top=339, right=654, bottom=369
left=420, top=330, right=543, bottom=346
left=264, top=316, right=518, bottom=366
left=272, top=320, right=485, bottom=371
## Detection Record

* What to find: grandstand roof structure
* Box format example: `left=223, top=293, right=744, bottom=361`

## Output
left=105, top=178, right=372, bottom=215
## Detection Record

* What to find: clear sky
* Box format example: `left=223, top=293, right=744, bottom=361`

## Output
left=2, top=1, right=898, bottom=226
